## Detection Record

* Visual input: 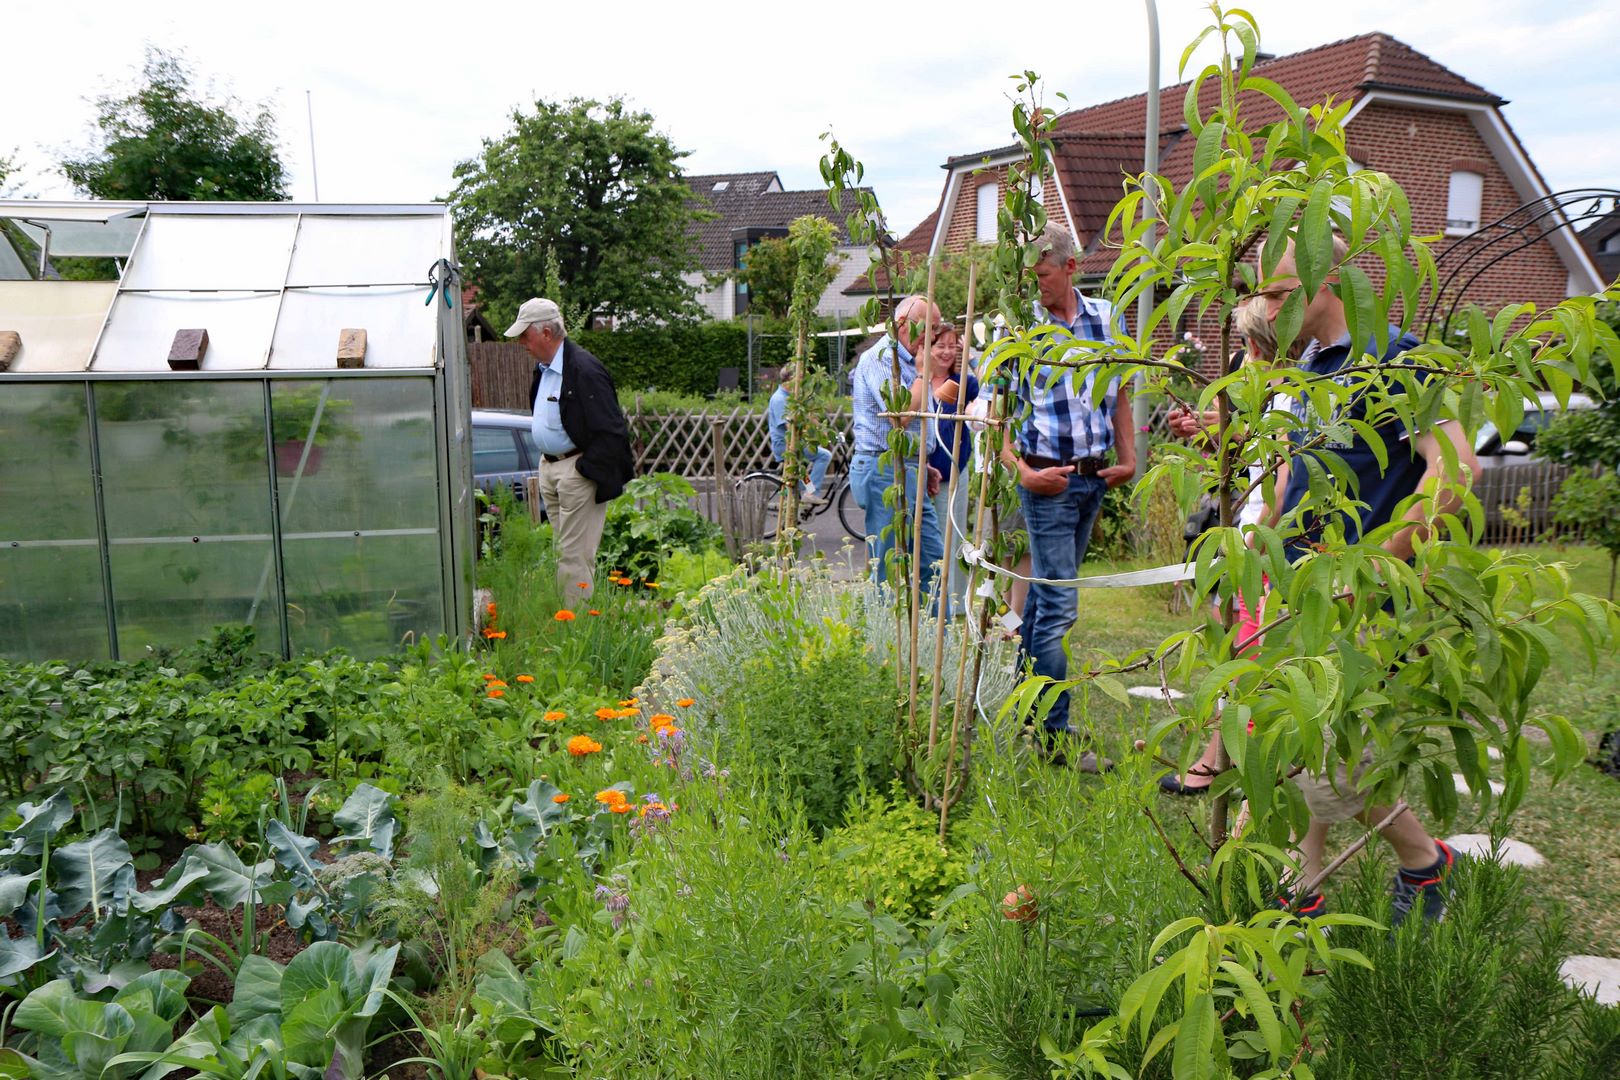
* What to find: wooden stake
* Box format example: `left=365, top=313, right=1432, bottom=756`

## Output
left=928, top=264, right=976, bottom=758
left=905, top=259, right=939, bottom=752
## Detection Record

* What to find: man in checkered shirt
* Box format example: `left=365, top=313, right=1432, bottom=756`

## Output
left=999, top=224, right=1137, bottom=770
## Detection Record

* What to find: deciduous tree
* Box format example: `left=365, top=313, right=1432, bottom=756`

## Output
left=59, top=48, right=288, bottom=202
left=448, top=97, right=705, bottom=330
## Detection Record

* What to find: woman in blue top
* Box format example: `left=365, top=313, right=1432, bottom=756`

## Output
left=927, top=325, right=980, bottom=617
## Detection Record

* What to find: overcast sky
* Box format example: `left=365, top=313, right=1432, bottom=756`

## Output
left=6, top=0, right=1617, bottom=237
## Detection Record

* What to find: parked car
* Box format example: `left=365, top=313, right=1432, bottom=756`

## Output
left=472, top=408, right=543, bottom=514
left=1473, top=391, right=1594, bottom=468
left=1471, top=391, right=1595, bottom=542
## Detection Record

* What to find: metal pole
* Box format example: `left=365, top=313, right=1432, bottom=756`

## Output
left=306, top=90, right=321, bottom=202
left=1133, top=0, right=1161, bottom=476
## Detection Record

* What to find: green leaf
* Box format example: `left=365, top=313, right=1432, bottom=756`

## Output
left=229, top=955, right=286, bottom=1024
left=53, top=829, right=133, bottom=921
left=3, top=790, right=75, bottom=857
left=265, top=820, right=325, bottom=889
left=0, top=870, right=40, bottom=919
left=1172, top=992, right=1217, bottom=1080
left=183, top=843, right=273, bottom=908
left=1296, top=178, right=1335, bottom=299
left=281, top=941, right=359, bottom=1020
left=1218, top=959, right=1282, bottom=1060
left=330, top=784, right=398, bottom=860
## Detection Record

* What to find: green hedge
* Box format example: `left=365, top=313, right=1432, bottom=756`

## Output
left=574, top=323, right=854, bottom=397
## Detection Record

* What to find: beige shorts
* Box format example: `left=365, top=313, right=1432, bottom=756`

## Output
left=1290, top=748, right=1376, bottom=824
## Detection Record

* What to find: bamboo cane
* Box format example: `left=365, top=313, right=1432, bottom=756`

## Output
left=927, top=265, right=976, bottom=756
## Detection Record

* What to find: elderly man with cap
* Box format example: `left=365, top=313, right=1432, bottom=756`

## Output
left=507, top=298, right=634, bottom=602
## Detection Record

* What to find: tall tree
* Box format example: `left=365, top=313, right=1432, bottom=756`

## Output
left=448, top=97, right=705, bottom=329
left=60, top=48, right=288, bottom=201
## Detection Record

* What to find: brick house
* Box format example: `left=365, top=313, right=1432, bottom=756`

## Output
left=1578, top=206, right=1620, bottom=286
left=683, top=171, right=873, bottom=321
left=849, top=33, right=1605, bottom=361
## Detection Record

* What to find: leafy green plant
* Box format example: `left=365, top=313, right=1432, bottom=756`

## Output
left=1315, top=850, right=1593, bottom=1078
left=111, top=940, right=399, bottom=1080
left=597, top=472, right=722, bottom=581
left=1553, top=470, right=1620, bottom=599
left=9, top=971, right=190, bottom=1079
left=816, top=785, right=967, bottom=919
left=726, top=621, right=897, bottom=833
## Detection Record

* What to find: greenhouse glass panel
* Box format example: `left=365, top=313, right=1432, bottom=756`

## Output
left=0, top=281, right=118, bottom=372
left=122, top=214, right=295, bottom=292
left=0, top=385, right=107, bottom=659
left=270, top=288, right=438, bottom=369
left=281, top=535, right=444, bottom=656
left=96, top=292, right=281, bottom=371
left=286, top=216, right=445, bottom=286
left=272, top=377, right=442, bottom=655
left=98, top=381, right=281, bottom=655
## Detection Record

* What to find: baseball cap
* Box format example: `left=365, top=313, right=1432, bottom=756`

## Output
left=503, top=298, right=562, bottom=338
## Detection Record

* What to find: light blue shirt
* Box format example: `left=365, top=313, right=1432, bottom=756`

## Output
left=851, top=336, right=935, bottom=457
left=530, top=347, right=575, bottom=456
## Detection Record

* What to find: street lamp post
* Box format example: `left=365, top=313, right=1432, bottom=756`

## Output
left=1133, top=0, right=1160, bottom=475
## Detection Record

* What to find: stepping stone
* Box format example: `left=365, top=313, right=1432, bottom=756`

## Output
left=1126, top=686, right=1185, bottom=702
left=1451, top=773, right=1506, bottom=797
left=1443, top=833, right=1546, bottom=868
left=1559, top=956, right=1620, bottom=1005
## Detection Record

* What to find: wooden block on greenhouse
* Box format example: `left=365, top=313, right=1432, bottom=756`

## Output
left=0, top=331, right=19, bottom=371
left=337, top=328, right=367, bottom=368
left=167, top=328, right=209, bottom=370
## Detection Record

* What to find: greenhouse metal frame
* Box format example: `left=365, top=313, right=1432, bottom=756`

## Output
left=0, top=201, right=476, bottom=662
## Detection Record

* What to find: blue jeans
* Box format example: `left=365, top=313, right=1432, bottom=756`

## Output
left=850, top=452, right=944, bottom=595
left=1019, top=475, right=1108, bottom=734
left=770, top=446, right=832, bottom=494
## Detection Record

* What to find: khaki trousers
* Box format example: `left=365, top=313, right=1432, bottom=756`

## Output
left=537, top=456, right=608, bottom=603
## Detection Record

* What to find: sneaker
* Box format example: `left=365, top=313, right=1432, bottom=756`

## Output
left=1391, top=840, right=1458, bottom=927
left=1271, top=890, right=1327, bottom=917
left=801, top=486, right=829, bottom=507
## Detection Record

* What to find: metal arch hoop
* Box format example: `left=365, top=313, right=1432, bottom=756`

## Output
left=1423, top=187, right=1620, bottom=337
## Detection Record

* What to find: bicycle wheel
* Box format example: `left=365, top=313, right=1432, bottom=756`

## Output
left=734, top=472, right=784, bottom=540
left=837, top=482, right=867, bottom=544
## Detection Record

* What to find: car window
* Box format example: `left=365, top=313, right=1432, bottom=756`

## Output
left=472, top=425, right=522, bottom=474
left=516, top=430, right=540, bottom=462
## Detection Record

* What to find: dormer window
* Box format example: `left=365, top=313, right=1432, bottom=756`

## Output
left=1601, top=231, right=1620, bottom=255
left=1446, top=170, right=1483, bottom=235
left=712, top=181, right=729, bottom=192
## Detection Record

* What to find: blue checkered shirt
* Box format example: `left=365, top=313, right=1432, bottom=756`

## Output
left=852, top=335, right=935, bottom=457
left=1012, top=288, right=1125, bottom=461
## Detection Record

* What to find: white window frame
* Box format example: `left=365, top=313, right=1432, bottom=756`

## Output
left=1445, top=170, right=1484, bottom=237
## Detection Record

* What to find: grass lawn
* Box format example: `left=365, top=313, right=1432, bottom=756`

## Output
left=1063, top=544, right=1620, bottom=954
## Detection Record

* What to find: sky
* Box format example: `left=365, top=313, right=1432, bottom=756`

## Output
left=5, top=0, right=1618, bottom=239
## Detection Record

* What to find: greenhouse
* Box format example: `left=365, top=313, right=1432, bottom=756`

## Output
left=0, top=201, right=476, bottom=661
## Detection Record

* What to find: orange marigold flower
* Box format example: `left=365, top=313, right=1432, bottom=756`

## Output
left=552, top=793, right=570, bottom=804
left=594, top=707, right=617, bottom=721
left=554, top=609, right=577, bottom=622
left=648, top=713, right=675, bottom=726
left=488, top=680, right=508, bottom=689
left=638, top=801, right=669, bottom=818
left=487, top=689, right=505, bottom=698
left=486, top=602, right=498, bottom=616
left=676, top=698, right=696, bottom=708
left=594, top=789, right=629, bottom=807
left=643, top=581, right=661, bottom=589
left=482, top=673, right=498, bottom=682
left=614, top=708, right=639, bottom=719
left=516, top=674, right=534, bottom=683
left=618, top=697, right=639, bottom=707
left=636, top=734, right=650, bottom=744
left=543, top=710, right=566, bottom=722
left=483, top=629, right=507, bottom=640
left=616, top=577, right=633, bottom=586
left=577, top=581, right=591, bottom=590
left=588, top=609, right=602, bottom=616
left=566, top=735, right=602, bottom=756
left=609, top=803, right=631, bottom=814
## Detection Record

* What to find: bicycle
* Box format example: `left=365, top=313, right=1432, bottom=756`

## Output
left=734, top=432, right=866, bottom=543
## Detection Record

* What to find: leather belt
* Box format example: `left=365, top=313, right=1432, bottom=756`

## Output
left=1022, top=454, right=1107, bottom=476
left=542, top=449, right=581, bottom=464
